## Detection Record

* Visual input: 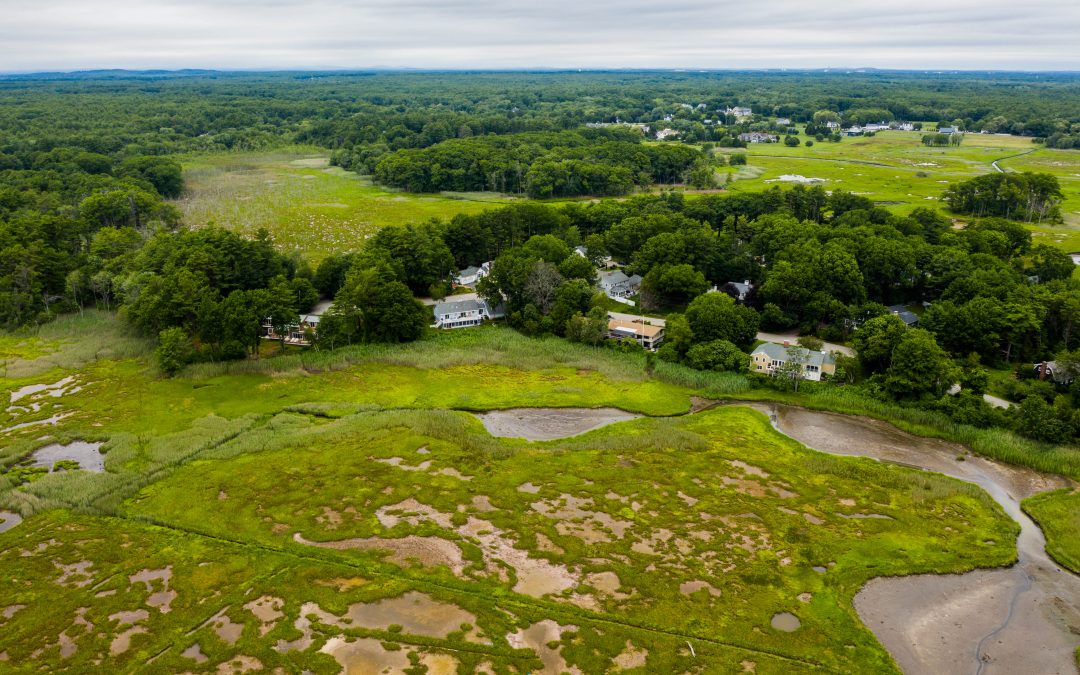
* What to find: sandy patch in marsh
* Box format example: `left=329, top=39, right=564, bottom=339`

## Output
left=475, top=407, right=640, bottom=441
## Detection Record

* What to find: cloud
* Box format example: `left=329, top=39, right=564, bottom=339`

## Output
left=0, top=0, right=1077, bottom=71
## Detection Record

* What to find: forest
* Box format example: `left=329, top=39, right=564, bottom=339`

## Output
left=2, top=69, right=1080, bottom=448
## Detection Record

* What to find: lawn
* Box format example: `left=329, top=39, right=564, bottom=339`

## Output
left=174, top=148, right=523, bottom=262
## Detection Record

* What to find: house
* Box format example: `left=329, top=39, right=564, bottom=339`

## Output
left=607, top=319, right=664, bottom=351
left=454, top=262, right=491, bottom=287
left=432, top=298, right=505, bottom=329
left=1034, top=361, right=1075, bottom=385
left=895, top=122, right=915, bottom=131
left=737, top=132, right=777, bottom=143
left=726, top=106, right=753, bottom=120
left=656, top=128, right=681, bottom=140
left=750, top=342, right=836, bottom=382
left=720, top=280, right=754, bottom=304
left=575, top=245, right=615, bottom=268
left=864, top=121, right=891, bottom=132
left=938, top=126, right=960, bottom=135
left=262, top=299, right=333, bottom=346
left=775, top=117, right=792, bottom=127
left=599, top=270, right=642, bottom=298
left=844, top=125, right=864, bottom=136
left=887, top=305, right=920, bottom=327
left=826, top=121, right=841, bottom=130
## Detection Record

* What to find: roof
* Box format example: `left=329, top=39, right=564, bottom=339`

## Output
left=626, top=274, right=642, bottom=285
left=608, top=319, right=663, bottom=338
left=434, top=298, right=481, bottom=316
left=457, top=265, right=482, bottom=277
left=600, top=270, right=630, bottom=285
left=887, top=305, right=919, bottom=325
left=752, top=342, right=835, bottom=367
left=725, top=281, right=752, bottom=295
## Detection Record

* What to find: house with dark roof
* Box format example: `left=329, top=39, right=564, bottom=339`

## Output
left=720, top=280, right=754, bottom=304
left=888, top=305, right=920, bottom=327
left=454, top=262, right=492, bottom=287
left=738, top=132, right=777, bottom=144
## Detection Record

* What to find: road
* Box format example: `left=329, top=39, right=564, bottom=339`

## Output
left=753, top=331, right=855, bottom=357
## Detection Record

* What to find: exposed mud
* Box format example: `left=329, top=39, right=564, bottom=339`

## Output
left=0, top=511, right=22, bottom=533
left=294, top=532, right=467, bottom=574
left=750, top=403, right=1080, bottom=675
left=770, top=612, right=801, bottom=632
left=304, top=591, right=477, bottom=639
left=507, top=619, right=582, bottom=675
left=474, top=407, right=640, bottom=441
left=320, top=636, right=411, bottom=674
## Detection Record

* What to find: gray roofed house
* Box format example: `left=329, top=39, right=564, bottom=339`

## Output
left=433, top=298, right=504, bottom=329
left=599, top=270, right=642, bottom=298
left=720, top=280, right=754, bottom=304
left=750, top=342, right=836, bottom=382
left=454, top=263, right=490, bottom=287
left=888, top=305, right=920, bottom=327
left=938, top=126, right=960, bottom=135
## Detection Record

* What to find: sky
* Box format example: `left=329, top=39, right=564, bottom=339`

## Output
left=1, top=0, right=1079, bottom=72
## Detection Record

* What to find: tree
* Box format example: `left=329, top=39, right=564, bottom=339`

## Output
left=524, top=261, right=564, bottom=314
left=565, top=307, right=609, bottom=345
left=156, top=327, right=193, bottom=376
left=685, top=292, right=760, bottom=349
left=852, top=314, right=908, bottom=373
left=336, top=263, right=428, bottom=343
left=685, top=340, right=749, bottom=372
left=776, top=347, right=810, bottom=392
left=1029, top=244, right=1075, bottom=283
left=885, top=329, right=957, bottom=399
left=797, top=335, right=824, bottom=352
left=641, top=264, right=708, bottom=309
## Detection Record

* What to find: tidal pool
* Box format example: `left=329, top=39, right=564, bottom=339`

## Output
left=751, top=403, right=1080, bottom=675
left=31, top=441, right=105, bottom=472
left=473, top=407, right=640, bottom=441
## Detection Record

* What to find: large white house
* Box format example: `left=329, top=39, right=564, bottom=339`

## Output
left=432, top=298, right=505, bottom=329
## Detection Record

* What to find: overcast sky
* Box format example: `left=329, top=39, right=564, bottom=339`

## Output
left=2, top=0, right=1078, bottom=72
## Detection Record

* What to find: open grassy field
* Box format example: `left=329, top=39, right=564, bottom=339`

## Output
left=175, top=149, right=522, bottom=262
left=718, top=130, right=1080, bottom=244
left=0, top=314, right=1031, bottom=672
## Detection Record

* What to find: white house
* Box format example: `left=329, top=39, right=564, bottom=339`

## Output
left=599, top=270, right=642, bottom=298
left=656, top=128, right=681, bottom=140
left=738, top=132, right=777, bottom=143
left=262, top=299, right=333, bottom=346
left=432, top=298, right=505, bottom=329
left=775, top=117, right=792, bottom=127
left=938, top=126, right=960, bottom=135
left=726, top=106, right=753, bottom=120
left=864, top=121, right=891, bottom=132
left=844, top=125, right=864, bottom=136
left=454, top=262, right=491, bottom=287
left=750, top=342, right=836, bottom=382
left=826, top=121, right=841, bottom=130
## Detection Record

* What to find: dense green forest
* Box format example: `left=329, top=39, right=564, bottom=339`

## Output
left=3, top=69, right=1080, bottom=447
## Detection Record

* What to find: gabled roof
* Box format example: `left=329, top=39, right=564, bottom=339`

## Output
left=752, top=342, right=835, bottom=367
left=887, top=305, right=919, bottom=325
left=434, top=298, right=481, bottom=316
left=457, top=265, right=482, bottom=277
left=601, top=270, right=630, bottom=285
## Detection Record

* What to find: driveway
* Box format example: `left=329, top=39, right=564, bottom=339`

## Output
left=755, top=331, right=855, bottom=357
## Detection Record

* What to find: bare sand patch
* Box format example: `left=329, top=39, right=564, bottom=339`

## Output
left=419, top=652, right=460, bottom=675
left=211, top=609, right=244, bottom=645
left=181, top=643, right=209, bottom=663
left=731, top=459, right=770, bottom=477
left=244, top=596, right=284, bottom=636
left=517, top=481, right=541, bottom=494
left=374, top=456, right=432, bottom=471
left=216, top=655, right=263, bottom=674
left=54, top=560, right=95, bottom=588
left=459, top=516, right=579, bottom=597
left=376, top=498, right=454, bottom=529
left=612, top=639, right=648, bottom=670
left=680, top=580, right=722, bottom=597
left=507, top=620, right=582, bottom=675
left=294, top=532, right=466, bottom=574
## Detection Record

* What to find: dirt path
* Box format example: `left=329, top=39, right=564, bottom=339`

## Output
left=747, top=403, right=1080, bottom=675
